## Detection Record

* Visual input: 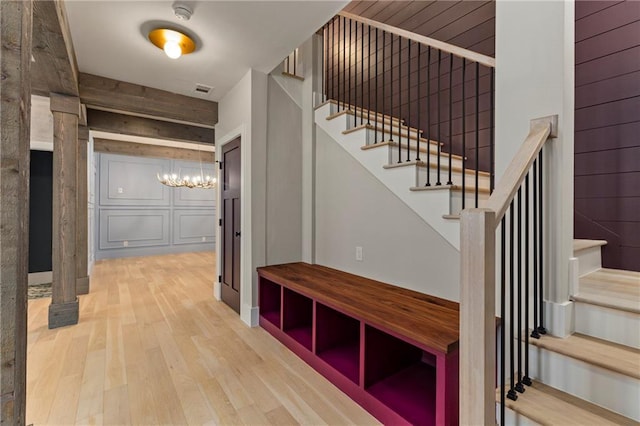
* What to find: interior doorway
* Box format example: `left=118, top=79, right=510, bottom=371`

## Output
left=220, top=137, right=241, bottom=313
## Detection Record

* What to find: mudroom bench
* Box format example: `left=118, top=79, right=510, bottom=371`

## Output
left=257, top=262, right=460, bottom=426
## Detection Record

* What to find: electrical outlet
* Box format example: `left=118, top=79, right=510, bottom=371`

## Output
left=117, top=187, right=124, bottom=194
left=201, top=236, right=206, bottom=242
left=123, top=240, right=128, bottom=247
left=355, top=246, right=363, bottom=261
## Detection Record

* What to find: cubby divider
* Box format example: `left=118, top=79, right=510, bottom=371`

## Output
left=282, top=288, right=313, bottom=350
left=315, top=303, right=361, bottom=384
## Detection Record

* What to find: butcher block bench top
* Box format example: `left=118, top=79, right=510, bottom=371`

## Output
left=257, top=262, right=460, bottom=354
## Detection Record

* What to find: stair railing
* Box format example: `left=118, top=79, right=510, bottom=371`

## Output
left=283, top=48, right=303, bottom=80
left=321, top=11, right=497, bottom=204
left=459, top=115, right=557, bottom=425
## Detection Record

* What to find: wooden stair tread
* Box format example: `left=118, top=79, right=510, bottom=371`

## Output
left=343, top=122, right=421, bottom=136
left=530, top=333, right=640, bottom=379
left=361, top=140, right=463, bottom=162
left=496, top=381, right=638, bottom=426
left=410, top=184, right=491, bottom=195
left=573, top=268, right=640, bottom=313
left=573, top=239, right=607, bottom=253
left=281, top=71, right=304, bottom=81
left=383, top=160, right=491, bottom=178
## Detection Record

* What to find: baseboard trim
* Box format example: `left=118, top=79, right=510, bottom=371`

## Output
left=241, top=304, right=259, bottom=328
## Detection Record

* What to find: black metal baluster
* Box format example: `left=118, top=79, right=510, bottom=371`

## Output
left=538, top=151, right=547, bottom=335
left=348, top=19, right=352, bottom=119
left=508, top=202, right=518, bottom=401
left=367, top=25, right=371, bottom=126
left=331, top=18, right=335, bottom=102
left=462, top=59, right=466, bottom=208
left=475, top=62, right=480, bottom=207
left=390, top=34, right=394, bottom=144
left=341, top=17, right=345, bottom=111
left=293, top=48, right=297, bottom=76
left=397, top=35, right=402, bottom=163
left=523, top=173, right=533, bottom=386
left=416, top=44, right=421, bottom=161
left=382, top=31, right=386, bottom=141
left=322, top=25, right=326, bottom=102
left=374, top=28, right=379, bottom=143
left=436, top=49, right=442, bottom=185
left=425, top=46, right=431, bottom=186
left=500, top=216, right=507, bottom=425
left=447, top=54, right=453, bottom=185
left=490, top=67, right=495, bottom=192
left=516, top=187, right=525, bottom=394
left=531, top=158, right=540, bottom=339
left=357, top=22, right=361, bottom=125
left=407, top=39, right=411, bottom=163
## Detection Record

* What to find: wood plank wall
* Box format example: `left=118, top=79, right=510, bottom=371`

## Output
left=574, top=0, right=640, bottom=272
left=328, top=1, right=495, bottom=170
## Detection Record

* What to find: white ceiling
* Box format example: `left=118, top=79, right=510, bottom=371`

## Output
left=65, top=1, right=347, bottom=102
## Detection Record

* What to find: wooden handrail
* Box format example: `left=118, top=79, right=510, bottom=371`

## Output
left=486, top=115, right=557, bottom=223
left=338, top=11, right=496, bottom=68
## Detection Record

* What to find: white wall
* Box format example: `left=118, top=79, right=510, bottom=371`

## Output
left=215, top=68, right=268, bottom=326
left=266, top=76, right=303, bottom=264
left=495, top=0, right=575, bottom=333
left=315, top=127, right=461, bottom=302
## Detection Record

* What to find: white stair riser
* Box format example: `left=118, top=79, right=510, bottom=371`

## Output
left=450, top=190, right=490, bottom=216
left=574, top=303, right=640, bottom=349
left=574, top=246, right=603, bottom=277
left=528, top=345, right=640, bottom=421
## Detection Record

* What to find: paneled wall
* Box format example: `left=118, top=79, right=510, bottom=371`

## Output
left=574, top=0, right=640, bottom=271
left=95, top=153, right=216, bottom=259
left=326, top=1, right=495, bottom=170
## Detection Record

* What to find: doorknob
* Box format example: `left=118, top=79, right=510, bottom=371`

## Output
left=235, top=231, right=241, bottom=237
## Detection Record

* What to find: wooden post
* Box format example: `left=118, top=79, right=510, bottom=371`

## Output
left=460, top=208, right=496, bottom=425
left=0, top=0, right=33, bottom=423
left=49, top=93, right=80, bottom=328
left=76, top=125, right=90, bottom=295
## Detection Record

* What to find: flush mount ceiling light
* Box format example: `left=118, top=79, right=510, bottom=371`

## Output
left=148, top=28, right=196, bottom=59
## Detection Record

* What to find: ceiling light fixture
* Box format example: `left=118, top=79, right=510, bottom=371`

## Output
left=148, top=28, right=196, bottom=59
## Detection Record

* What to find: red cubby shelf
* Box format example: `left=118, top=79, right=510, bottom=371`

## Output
left=257, top=263, right=460, bottom=426
left=316, top=302, right=360, bottom=384
left=283, top=288, right=313, bottom=351
left=258, top=278, right=281, bottom=328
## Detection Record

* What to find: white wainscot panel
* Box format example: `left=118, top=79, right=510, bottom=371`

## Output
left=99, top=209, right=170, bottom=249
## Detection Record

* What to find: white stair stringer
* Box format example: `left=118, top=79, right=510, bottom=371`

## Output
left=315, top=102, right=461, bottom=249
left=528, top=344, right=640, bottom=421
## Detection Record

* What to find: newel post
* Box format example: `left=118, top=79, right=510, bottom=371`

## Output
left=460, top=208, right=496, bottom=425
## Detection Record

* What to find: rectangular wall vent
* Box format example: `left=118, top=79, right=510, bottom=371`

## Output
left=194, top=83, right=213, bottom=94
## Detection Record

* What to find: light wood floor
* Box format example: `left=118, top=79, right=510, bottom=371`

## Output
left=26, top=252, right=378, bottom=425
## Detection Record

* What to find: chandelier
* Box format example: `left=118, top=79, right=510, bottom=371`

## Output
left=157, top=171, right=217, bottom=189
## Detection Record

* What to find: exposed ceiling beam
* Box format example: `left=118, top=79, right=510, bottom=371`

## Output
left=31, top=0, right=79, bottom=96
left=79, top=73, right=218, bottom=128
left=87, top=109, right=214, bottom=144
left=93, top=138, right=215, bottom=163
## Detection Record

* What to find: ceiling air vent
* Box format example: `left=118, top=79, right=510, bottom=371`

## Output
left=194, top=83, right=213, bottom=95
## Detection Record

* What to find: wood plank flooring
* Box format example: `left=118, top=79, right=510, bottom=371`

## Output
left=26, top=252, right=379, bottom=425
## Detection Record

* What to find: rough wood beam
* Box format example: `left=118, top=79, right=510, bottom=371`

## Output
left=49, top=93, right=80, bottom=329
left=76, top=125, right=90, bottom=295
left=94, top=138, right=215, bottom=163
left=79, top=73, right=218, bottom=127
left=0, top=1, right=32, bottom=423
left=31, top=0, right=79, bottom=96
left=87, top=109, right=215, bottom=144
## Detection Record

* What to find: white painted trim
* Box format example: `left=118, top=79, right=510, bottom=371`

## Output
left=242, top=304, right=259, bottom=328
left=90, top=130, right=215, bottom=152
left=569, top=257, right=579, bottom=296
left=29, top=271, right=52, bottom=285
left=544, top=300, right=574, bottom=338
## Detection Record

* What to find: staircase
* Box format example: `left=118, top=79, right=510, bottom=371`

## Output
left=315, top=100, right=490, bottom=249
left=504, top=240, right=640, bottom=424
left=305, top=10, right=640, bottom=426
